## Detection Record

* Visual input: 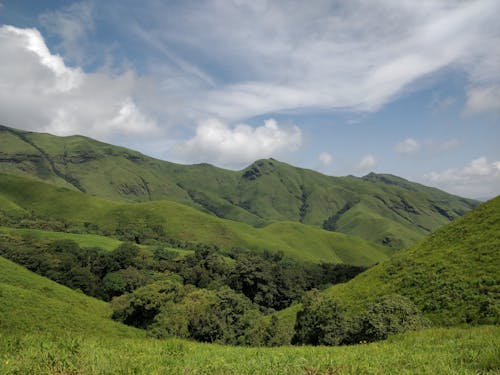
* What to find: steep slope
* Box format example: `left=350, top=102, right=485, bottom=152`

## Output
left=315, top=196, right=500, bottom=325
left=0, top=174, right=390, bottom=265
left=0, top=255, right=142, bottom=337
left=0, top=125, right=478, bottom=248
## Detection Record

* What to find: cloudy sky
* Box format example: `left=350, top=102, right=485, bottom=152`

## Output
left=1, top=0, right=499, bottom=199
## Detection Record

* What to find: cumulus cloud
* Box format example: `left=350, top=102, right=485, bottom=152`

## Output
left=395, top=138, right=420, bottom=155
left=177, top=118, right=302, bottom=168
left=319, top=152, right=333, bottom=167
left=0, top=25, right=159, bottom=139
left=358, top=154, right=377, bottom=171
left=464, top=86, right=500, bottom=115
left=423, top=157, right=500, bottom=198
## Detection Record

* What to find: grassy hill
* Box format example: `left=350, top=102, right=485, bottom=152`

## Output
left=280, top=196, right=500, bottom=329
left=0, top=125, right=478, bottom=249
left=0, top=174, right=391, bottom=265
left=0, top=254, right=498, bottom=374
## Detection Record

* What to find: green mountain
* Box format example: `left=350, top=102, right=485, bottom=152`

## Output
left=283, top=196, right=500, bottom=327
left=0, top=125, right=478, bottom=249
left=0, top=173, right=390, bottom=265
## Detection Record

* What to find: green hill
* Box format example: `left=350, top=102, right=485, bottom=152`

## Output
left=0, top=125, right=478, bottom=249
left=0, top=256, right=141, bottom=337
left=0, top=254, right=498, bottom=374
left=282, top=196, right=500, bottom=328
left=0, top=173, right=390, bottom=265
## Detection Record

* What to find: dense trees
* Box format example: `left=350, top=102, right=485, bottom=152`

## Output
left=0, top=233, right=422, bottom=347
left=293, top=292, right=427, bottom=346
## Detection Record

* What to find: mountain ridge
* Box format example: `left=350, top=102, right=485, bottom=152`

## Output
left=0, top=124, right=478, bottom=248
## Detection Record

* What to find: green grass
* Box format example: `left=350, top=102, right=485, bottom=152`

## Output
left=0, top=174, right=390, bottom=265
left=0, top=256, right=142, bottom=338
left=0, top=226, right=123, bottom=251
left=0, top=125, right=478, bottom=248
left=279, top=196, right=500, bottom=328
left=0, top=325, right=498, bottom=374
left=0, top=251, right=498, bottom=374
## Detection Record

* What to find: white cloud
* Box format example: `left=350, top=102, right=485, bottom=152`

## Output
left=396, top=138, right=462, bottom=156
left=423, top=157, right=500, bottom=198
left=358, top=154, right=377, bottom=171
left=319, top=152, right=333, bottom=166
left=464, top=86, right=500, bottom=115
left=39, top=2, right=94, bottom=65
left=439, top=139, right=462, bottom=152
left=395, top=138, right=420, bottom=155
left=128, top=0, right=500, bottom=121
left=0, top=25, right=159, bottom=139
left=177, top=118, right=302, bottom=168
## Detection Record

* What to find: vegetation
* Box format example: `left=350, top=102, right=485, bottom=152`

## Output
left=0, top=125, right=478, bottom=248
left=0, top=173, right=391, bottom=265
left=279, top=196, right=500, bottom=344
left=0, top=254, right=498, bottom=374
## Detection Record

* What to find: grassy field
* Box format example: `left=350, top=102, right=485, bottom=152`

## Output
left=0, top=174, right=391, bottom=265
left=0, top=125, right=478, bottom=249
left=1, top=326, right=498, bottom=374
left=0, top=226, right=123, bottom=251
left=0, top=255, right=498, bottom=374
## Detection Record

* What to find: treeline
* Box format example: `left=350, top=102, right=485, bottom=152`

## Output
left=0, top=234, right=426, bottom=346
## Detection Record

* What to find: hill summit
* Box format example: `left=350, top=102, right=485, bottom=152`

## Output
left=0, top=125, right=477, bottom=248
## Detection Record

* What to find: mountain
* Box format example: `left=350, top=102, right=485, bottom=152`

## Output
left=283, top=196, right=500, bottom=327
left=0, top=173, right=390, bottom=264
left=0, top=125, right=478, bottom=249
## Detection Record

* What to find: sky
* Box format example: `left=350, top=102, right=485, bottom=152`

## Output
left=0, top=0, right=499, bottom=199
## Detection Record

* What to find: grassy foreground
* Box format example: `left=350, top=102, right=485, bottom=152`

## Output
left=0, top=245, right=498, bottom=373
left=0, top=326, right=498, bottom=374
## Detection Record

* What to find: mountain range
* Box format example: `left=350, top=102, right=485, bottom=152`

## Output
left=0, top=125, right=478, bottom=250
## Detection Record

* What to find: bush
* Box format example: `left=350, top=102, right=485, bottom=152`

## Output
left=293, top=290, right=350, bottom=346
left=357, top=295, right=428, bottom=342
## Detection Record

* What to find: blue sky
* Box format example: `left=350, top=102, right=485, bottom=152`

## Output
left=1, top=0, right=499, bottom=198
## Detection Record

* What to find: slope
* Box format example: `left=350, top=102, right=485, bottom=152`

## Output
left=0, top=125, right=478, bottom=248
left=0, top=173, right=391, bottom=265
left=318, top=196, right=500, bottom=325
left=0, top=255, right=498, bottom=374
left=0, top=255, right=142, bottom=337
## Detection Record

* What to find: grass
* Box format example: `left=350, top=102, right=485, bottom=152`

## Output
left=0, top=231, right=498, bottom=374
left=0, top=125, right=478, bottom=249
left=278, top=196, right=500, bottom=329
left=0, top=325, right=498, bottom=374
left=0, top=174, right=390, bottom=265
left=0, top=226, right=123, bottom=251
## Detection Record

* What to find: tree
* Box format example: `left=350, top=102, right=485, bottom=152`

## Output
left=293, top=290, right=349, bottom=346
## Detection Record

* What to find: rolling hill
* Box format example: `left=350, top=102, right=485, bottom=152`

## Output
left=0, top=254, right=498, bottom=374
left=0, top=173, right=391, bottom=265
left=280, top=196, right=500, bottom=328
left=0, top=124, right=478, bottom=249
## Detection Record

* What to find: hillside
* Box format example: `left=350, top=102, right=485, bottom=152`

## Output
left=0, top=125, right=478, bottom=249
left=0, top=256, right=142, bottom=337
left=0, top=173, right=391, bottom=265
left=282, top=196, right=500, bottom=328
left=0, top=254, right=498, bottom=374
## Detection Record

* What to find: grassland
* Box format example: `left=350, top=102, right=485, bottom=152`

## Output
left=278, top=196, right=500, bottom=330
left=0, top=174, right=391, bottom=265
left=0, top=255, right=498, bottom=374
left=0, top=125, right=478, bottom=249
left=0, top=226, right=123, bottom=251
